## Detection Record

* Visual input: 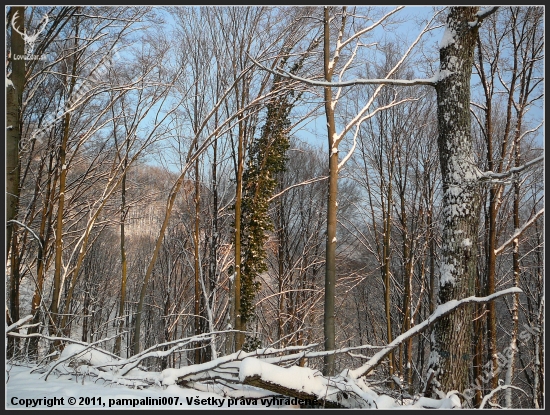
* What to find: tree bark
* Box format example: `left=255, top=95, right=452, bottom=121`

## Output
left=50, top=17, right=80, bottom=343
left=427, top=6, right=481, bottom=397
left=114, top=141, right=129, bottom=357
left=194, top=156, right=202, bottom=363
left=234, top=111, right=245, bottom=351
left=323, top=6, right=338, bottom=377
left=28, top=152, right=57, bottom=357
left=6, top=6, right=25, bottom=258
left=6, top=8, right=25, bottom=358
left=383, top=177, right=394, bottom=381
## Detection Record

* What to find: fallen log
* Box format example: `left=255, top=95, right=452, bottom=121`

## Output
left=243, top=374, right=346, bottom=408
left=239, top=357, right=377, bottom=408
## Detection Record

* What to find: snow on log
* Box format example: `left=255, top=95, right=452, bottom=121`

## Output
left=238, top=358, right=466, bottom=408
left=239, top=357, right=346, bottom=408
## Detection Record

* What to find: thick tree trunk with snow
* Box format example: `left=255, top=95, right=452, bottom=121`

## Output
left=427, top=6, right=481, bottom=396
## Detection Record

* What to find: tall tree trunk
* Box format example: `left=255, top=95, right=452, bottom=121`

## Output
left=208, top=125, right=219, bottom=361
left=484, top=102, right=500, bottom=402
left=383, top=179, right=394, bottom=382
left=7, top=234, right=21, bottom=358
left=323, top=6, right=338, bottom=377
left=476, top=31, right=505, bottom=400
left=400, top=195, right=414, bottom=392
left=234, top=112, right=245, bottom=351
left=28, top=152, right=57, bottom=357
left=505, top=64, right=528, bottom=403
left=276, top=186, right=286, bottom=346
left=6, top=7, right=25, bottom=358
left=50, top=24, right=79, bottom=343
left=6, top=6, right=24, bottom=258
left=473, top=266, right=485, bottom=407
left=114, top=146, right=128, bottom=356
left=504, top=132, right=521, bottom=407
left=427, top=185, right=435, bottom=316
left=81, top=267, right=90, bottom=343
left=194, top=157, right=202, bottom=363
left=427, top=6, right=481, bottom=397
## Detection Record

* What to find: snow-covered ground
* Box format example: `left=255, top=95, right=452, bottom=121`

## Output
left=5, top=360, right=465, bottom=410
left=8, top=291, right=522, bottom=411
left=5, top=363, right=297, bottom=410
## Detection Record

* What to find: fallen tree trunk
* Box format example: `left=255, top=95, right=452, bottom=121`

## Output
left=239, top=357, right=377, bottom=408
left=243, top=374, right=346, bottom=408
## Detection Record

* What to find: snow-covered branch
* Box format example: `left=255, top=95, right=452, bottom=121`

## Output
left=118, top=331, right=236, bottom=376
left=469, top=7, right=499, bottom=29
left=267, top=176, right=328, bottom=202
left=479, top=155, right=544, bottom=183
left=248, top=55, right=436, bottom=88
left=160, top=344, right=317, bottom=386
left=494, top=209, right=544, bottom=256
left=479, top=384, right=527, bottom=409
left=6, top=220, right=43, bottom=249
left=5, top=315, right=34, bottom=333
left=346, top=287, right=522, bottom=379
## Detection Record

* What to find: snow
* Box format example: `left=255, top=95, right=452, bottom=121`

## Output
left=439, top=25, right=456, bottom=49
left=240, top=357, right=327, bottom=396
left=238, top=358, right=463, bottom=409
left=5, top=285, right=520, bottom=411
left=414, top=393, right=461, bottom=409
left=5, top=363, right=269, bottom=409
left=60, top=344, right=119, bottom=369
left=436, top=69, right=454, bottom=82
left=439, top=262, right=456, bottom=286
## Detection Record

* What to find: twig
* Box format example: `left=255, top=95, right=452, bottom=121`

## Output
left=480, top=385, right=527, bottom=409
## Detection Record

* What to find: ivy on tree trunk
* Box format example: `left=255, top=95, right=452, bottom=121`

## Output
left=240, top=71, right=293, bottom=351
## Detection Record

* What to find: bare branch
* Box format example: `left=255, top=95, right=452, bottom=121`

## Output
left=338, top=98, right=418, bottom=171
left=495, top=209, right=544, bottom=256
left=339, top=6, right=405, bottom=50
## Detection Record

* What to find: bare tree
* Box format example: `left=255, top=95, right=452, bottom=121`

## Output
left=472, top=6, right=543, bottom=406
left=252, top=5, right=439, bottom=376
